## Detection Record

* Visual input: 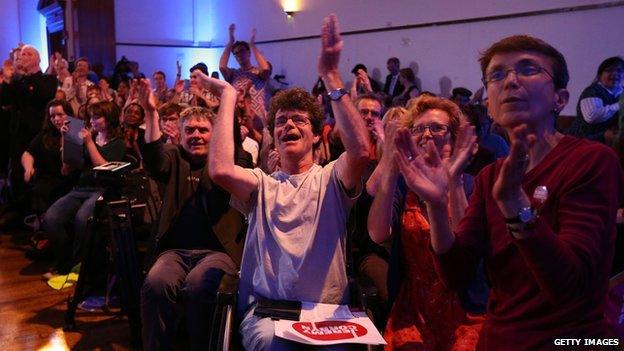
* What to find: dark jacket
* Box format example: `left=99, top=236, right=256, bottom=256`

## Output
left=1, top=72, right=58, bottom=144
left=383, top=74, right=404, bottom=97
left=140, top=139, right=252, bottom=268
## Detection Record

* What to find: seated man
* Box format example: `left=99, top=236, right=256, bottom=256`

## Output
left=137, top=80, right=251, bottom=351
left=208, top=14, right=370, bottom=350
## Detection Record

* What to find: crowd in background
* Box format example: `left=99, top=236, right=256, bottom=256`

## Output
left=1, top=14, right=623, bottom=350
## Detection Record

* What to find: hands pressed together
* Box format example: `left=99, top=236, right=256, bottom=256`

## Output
left=492, top=125, right=536, bottom=217
left=394, top=121, right=477, bottom=206
left=393, top=117, right=537, bottom=216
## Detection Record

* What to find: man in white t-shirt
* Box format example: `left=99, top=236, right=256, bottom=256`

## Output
left=206, top=14, right=370, bottom=350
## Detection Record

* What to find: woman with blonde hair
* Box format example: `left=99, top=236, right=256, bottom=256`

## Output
left=368, top=95, right=483, bottom=350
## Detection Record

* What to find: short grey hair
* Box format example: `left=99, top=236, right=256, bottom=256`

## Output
left=178, top=106, right=214, bottom=130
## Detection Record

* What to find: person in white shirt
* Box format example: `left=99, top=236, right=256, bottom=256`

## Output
left=208, top=14, right=371, bottom=350
left=567, top=56, right=624, bottom=143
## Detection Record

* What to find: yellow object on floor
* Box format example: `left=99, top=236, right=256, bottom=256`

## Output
left=46, top=264, right=81, bottom=290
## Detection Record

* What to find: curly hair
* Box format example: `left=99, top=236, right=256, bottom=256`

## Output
left=404, top=95, right=462, bottom=141
left=267, top=88, right=323, bottom=136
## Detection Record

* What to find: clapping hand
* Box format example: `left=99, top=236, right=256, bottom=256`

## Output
left=356, top=70, right=372, bottom=92
left=318, top=14, right=343, bottom=77
left=380, top=111, right=403, bottom=166
left=174, top=79, right=185, bottom=94
left=129, top=79, right=140, bottom=101
left=191, top=69, right=234, bottom=97
left=228, top=23, right=236, bottom=45
left=240, top=125, right=250, bottom=140
left=394, top=122, right=476, bottom=206
left=394, top=129, right=450, bottom=206
left=189, top=81, right=203, bottom=97
left=492, top=124, right=535, bottom=212
left=136, top=78, right=158, bottom=112
left=369, top=117, right=385, bottom=144
left=162, top=122, right=180, bottom=144
left=24, top=166, right=35, bottom=183
left=79, top=127, right=93, bottom=144
left=250, top=28, right=257, bottom=46
left=444, top=121, right=477, bottom=180
left=99, top=78, right=110, bottom=92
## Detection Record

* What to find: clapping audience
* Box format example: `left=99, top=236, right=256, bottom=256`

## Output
left=1, top=14, right=623, bottom=351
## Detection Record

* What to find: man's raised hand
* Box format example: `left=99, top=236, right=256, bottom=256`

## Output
left=319, top=14, right=343, bottom=77
left=228, top=23, right=236, bottom=45
left=192, top=69, right=234, bottom=97
left=250, top=28, right=257, bottom=46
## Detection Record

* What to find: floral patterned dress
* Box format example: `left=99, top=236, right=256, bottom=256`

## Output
left=384, top=192, right=483, bottom=351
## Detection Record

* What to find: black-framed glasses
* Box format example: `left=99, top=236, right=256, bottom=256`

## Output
left=482, top=63, right=553, bottom=85
left=275, top=115, right=310, bottom=127
left=409, top=123, right=449, bottom=136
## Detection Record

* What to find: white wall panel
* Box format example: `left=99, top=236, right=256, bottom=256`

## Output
left=115, top=1, right=624, bottom=115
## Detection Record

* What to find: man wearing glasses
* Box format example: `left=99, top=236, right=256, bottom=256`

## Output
left=209, top=14, right=370, bottom=350
left=219, top=23, right=271, bottom=121
left=394, top=35, right=621, bottom=350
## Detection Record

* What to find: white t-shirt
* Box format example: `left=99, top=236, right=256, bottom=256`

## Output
left=242, top=137, right=259, bottom=167
left=232, top=158, right=358, bottom=314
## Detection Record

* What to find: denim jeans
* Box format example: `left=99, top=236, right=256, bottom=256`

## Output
left=140, top=249, right=237, bottom=351
left=42, top=188, right=102, bottom=272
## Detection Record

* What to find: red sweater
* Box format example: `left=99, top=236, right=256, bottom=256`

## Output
left=434, top=136, right=621, bottom=350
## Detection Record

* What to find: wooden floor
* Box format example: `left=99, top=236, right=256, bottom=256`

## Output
left=0, top=228, right=131, bottom=351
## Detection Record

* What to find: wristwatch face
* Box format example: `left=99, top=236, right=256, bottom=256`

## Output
left=518, top=207, right=535, bottom=223
left=328, top=88, right=347, bottom=101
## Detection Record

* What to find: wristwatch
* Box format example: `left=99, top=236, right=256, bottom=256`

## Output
left=327, top=88, right=349, bottom=101
left=505, top=206, right=537, bottom=234
left=505, top=206, right=535, bottom=224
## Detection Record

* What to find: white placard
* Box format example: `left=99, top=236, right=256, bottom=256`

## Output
left=275, top=306, right=386, bottom=346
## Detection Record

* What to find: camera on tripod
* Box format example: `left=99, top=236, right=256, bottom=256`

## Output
left=92, top=161, right=133, bottom=200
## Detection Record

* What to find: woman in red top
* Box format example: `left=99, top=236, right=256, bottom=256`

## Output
left=368, top=98, right=482, bottom=350
left=394, top=35, right=621, bottom=350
